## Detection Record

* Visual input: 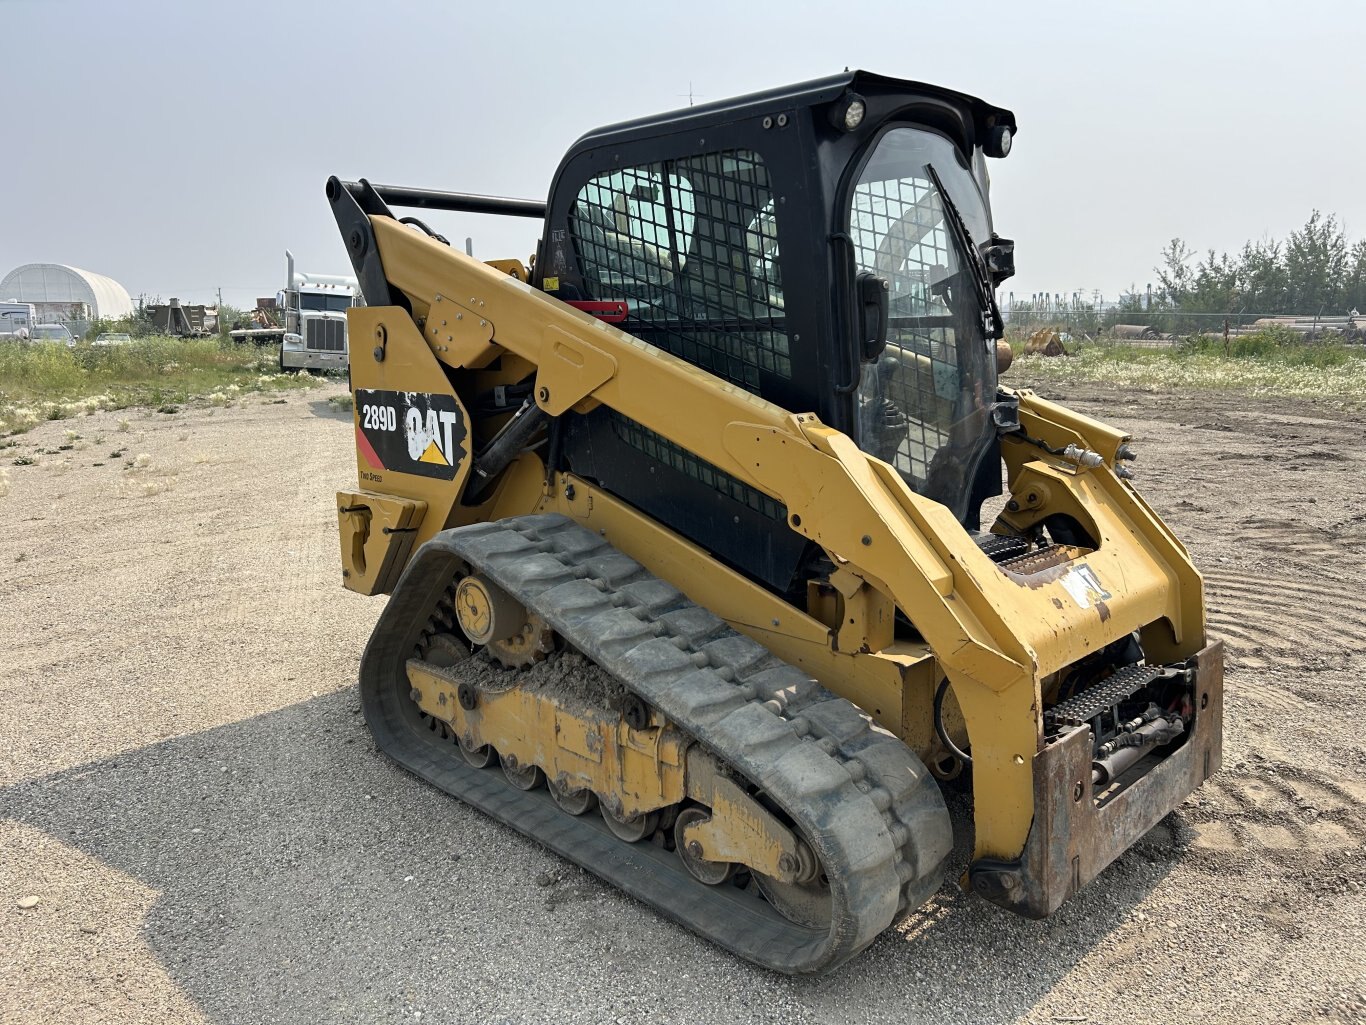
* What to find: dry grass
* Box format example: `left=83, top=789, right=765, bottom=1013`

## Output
left=1010, top=337, right=1366, bottom=405
left=0, top=337, right=327, bottom=434
left=119, top=451, right=178, bottom=497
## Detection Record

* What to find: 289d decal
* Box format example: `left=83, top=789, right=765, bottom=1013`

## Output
left=361, top=403, right=398, bottom=433
left=355, top=389, right=466, bottom=481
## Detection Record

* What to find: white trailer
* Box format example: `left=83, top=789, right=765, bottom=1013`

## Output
left=0, top=301, right=36, bottom=340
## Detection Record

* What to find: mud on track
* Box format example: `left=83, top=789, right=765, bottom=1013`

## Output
left=1, top=381, right=1365, bottom=1024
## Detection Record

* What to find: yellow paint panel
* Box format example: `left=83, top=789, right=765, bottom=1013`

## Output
left=346, top=307, right=472, bottom=551
left=533, top=326, right=618, bottom=416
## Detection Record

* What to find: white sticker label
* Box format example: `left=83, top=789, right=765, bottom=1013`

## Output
left=1060, top=565, right=1111, bottom=609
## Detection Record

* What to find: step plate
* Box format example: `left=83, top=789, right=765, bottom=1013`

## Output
left=1045, top=664, right=1167, bottom=729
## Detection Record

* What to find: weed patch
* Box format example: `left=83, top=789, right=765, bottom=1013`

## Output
left=0, top=336, right=323, bottom=434
left=1010, top=331, right=1366, bottom=405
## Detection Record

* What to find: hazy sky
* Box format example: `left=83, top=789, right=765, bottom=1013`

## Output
left=4, top=0, right=1364, bottom=310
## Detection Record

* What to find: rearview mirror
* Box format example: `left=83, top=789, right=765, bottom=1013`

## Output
left=856, top=271, right=889, bottom=361
left=982, top=235, right=1015, bottom=285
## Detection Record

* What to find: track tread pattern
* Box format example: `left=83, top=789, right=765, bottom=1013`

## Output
left=360, top=514, right=951, bottom=974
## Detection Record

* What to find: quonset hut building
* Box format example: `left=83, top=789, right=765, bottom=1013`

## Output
left=0, top=263, right=134, bottom=338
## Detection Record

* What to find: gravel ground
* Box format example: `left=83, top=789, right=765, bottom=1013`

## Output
left=2, top=382, right=1364, bottom=1025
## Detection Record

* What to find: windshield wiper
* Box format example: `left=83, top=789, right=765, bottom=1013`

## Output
left=925, top=164, right=1004, bottom=340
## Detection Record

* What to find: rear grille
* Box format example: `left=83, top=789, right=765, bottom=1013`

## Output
left=305, top=318, right=346, bottom=351
left=972, top=531, right=1031, bottom=563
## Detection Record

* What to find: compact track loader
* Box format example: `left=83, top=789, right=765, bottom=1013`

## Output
left=327, top=71, right=1222, bottom=974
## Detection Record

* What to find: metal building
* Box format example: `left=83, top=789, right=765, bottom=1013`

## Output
left=0, top=263, right=134, bottom=336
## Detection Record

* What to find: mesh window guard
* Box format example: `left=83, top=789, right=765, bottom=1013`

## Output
left=851, top=163, right=962, bottom=488
left=570, top=150, right=789, bottom=394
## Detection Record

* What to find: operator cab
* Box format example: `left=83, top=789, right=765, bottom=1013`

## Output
left=537, top=71, right=1017, bottom=594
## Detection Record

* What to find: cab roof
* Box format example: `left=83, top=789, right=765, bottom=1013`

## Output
left=567, top=70, right=1016, bottom=152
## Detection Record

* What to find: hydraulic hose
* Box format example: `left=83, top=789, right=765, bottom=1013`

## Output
left=933, top=677, right=972, bottom=765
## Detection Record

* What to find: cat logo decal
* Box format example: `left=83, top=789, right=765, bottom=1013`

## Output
left=355, top=389, right=466, bottom=481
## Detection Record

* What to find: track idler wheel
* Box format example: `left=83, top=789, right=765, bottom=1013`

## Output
left=500, top=752, right=544, bottom=791
left=755, top=864, right=833, bottom=930
left=673, top=807, right=736, bottom=886
left=548, top=778, right=597, bottom=816
left=420, top=632, right=468, bottom=669
left=601, top=803, right=660, bottom=843
left=458, top=733, right=496, bottom=768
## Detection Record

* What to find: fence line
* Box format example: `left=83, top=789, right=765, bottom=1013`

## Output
left=1003, top=302, right=1364, bottom=341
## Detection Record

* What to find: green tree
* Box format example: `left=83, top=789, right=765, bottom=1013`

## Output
left=1142, top=213, right=1361, bottom=329
left=1283, top=210, right=1347, bottom=312
left=1187, top=249, right=1241, bottom=316
left=1155, top=238, right=1197, bottom=306
left=216, top=302, right=251, bottom=336
left=1236, top=239, right=1289, bottom=314
left=1343, top=238, right=1366, bottom=312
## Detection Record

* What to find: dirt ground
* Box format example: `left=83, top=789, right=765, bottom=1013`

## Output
left=2, top=382, right=1364, bottom=1025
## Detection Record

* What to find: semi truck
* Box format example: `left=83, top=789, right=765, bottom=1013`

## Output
left=229, top=250, right=362, bottom=372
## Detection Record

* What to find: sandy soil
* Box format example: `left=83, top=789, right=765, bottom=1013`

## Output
left=1, top=382, right=1364, bottom=1024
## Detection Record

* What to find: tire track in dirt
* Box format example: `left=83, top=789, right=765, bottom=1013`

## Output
left=1193, top=513, right=1366, bottom=891
left=1203, top=570, right=1364, bottom=709
left=1231, top=515, right=1352, bottom=562
left=1179, top=760, right=1366, bottom=886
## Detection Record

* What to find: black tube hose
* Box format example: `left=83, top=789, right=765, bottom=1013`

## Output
left=933, top=677, right=973, bottom=765
left=398, top=216, right=449, bottom=246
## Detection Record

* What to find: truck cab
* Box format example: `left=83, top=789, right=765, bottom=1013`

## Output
left=280, top=253, right=362, bottom=372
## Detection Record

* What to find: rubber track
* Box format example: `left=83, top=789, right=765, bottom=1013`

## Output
left=359, top=513, right=952, bottom=974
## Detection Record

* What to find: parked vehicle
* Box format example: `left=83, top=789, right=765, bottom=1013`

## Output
left=229, top=251, right=361, bottom=372
left=94, top=332, right=133, bottom=346
left=143, top=299, right=217, bottom=337
left=31, top=323, right=76, bottom=346
left=0, top=301, right=36, bottom=341
left=325, top=71, right=1221, bottom=974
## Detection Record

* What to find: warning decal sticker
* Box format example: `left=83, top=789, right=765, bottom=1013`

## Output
left=1059, top=564, right=1112, bottom=610
left=355, top=389, right=466, bottom=481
